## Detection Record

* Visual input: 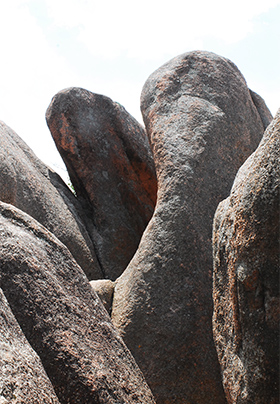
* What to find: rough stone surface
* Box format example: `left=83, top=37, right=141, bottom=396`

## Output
left=0, top=288, right=61, bottom=404
left=0, top=201, right=156, bottom=404
left=90, top=279, right=115, bottom=313
left=46, top=88, right=157, bottom=280
left=0, top=120, right=101, bottom=280
left=249, top=90, right=273, bottom=130
left=111, top=51, right=271, bottom=403
left=212, top=110, right=280, bottom=403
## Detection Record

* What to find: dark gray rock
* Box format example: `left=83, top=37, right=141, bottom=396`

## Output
left=0, top=201, right=156, bottom=404
left=0, top=288, right=60, bottom=403
left=249, top=89, right=273, bottom=130
left=0, top=120, right=101, bottom=279
left=112, top=51, right=270, bottom=403
left=46, top=88, right=157, bottom=280
left=213, top=109, right=279, bottom=403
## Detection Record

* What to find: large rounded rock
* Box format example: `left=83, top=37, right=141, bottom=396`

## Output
left=46, top=88, right=157, bottom=280
left=212, top=110, right=279, bottom=403
left=0, top=288, right=60, bottom=403
left=111, top=51, right=271, bottom=403
left=0, top=121, right=101, bottom=280
left=0, top=201, right=155, bottom=404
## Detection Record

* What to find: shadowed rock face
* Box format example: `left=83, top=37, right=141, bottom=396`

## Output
left=90, top=279, right=115, bottom=313
left=249, top=90, right=273, bottom=129
left=46, top=88, right=157, bottom=280
left=0, top=288, right=60, bottom=404
left=0, top=201, right=156, bottom=404
left=0, top=121, right=101, bottom=280
left=213, top=110, right=279, bottom=404
left=111, top=51, right=271, bottom=403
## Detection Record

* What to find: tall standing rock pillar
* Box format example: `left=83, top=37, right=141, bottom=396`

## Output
left=46, top=89, right=157, bottom=280
left=212, top=110, right=279, bottom=403
left=111, top=51, right=271, bottom=403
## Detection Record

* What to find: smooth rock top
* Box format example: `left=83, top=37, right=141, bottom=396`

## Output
left=46, top=88, right=157, bottom=280
left=112, top=51, right=270, bottom=403
left=0, top=120, right=101, bottom=280
left=0, top=201, right=156, bottom=404
left=213, top=109, right=279, bottom=403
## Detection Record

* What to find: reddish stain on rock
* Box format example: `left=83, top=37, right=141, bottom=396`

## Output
left=46, top=89, right=157, bottom=280
left=213, top=110, right=280, bottom=403
left=0, top=120, right=102, bottom=280
left=111, top=51, right=271, bottom=403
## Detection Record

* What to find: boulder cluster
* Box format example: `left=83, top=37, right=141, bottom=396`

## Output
left=0, top=51, right=278, bottom=404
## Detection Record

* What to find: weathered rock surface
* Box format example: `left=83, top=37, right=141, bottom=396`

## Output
left=249, top=90, right=273, bottom=130
left=212, top=110, right=280, bottom=403
left=0, top=288, right=60, bottom=404
left=111, top=51, right=271, bottom=403
left=90, top=279, right=115, bottom=313
left=0, top=120, right=101, bottom=280
left=0, top=201, right=156, bottom=404
left=46, top=88, right=157, bottom=280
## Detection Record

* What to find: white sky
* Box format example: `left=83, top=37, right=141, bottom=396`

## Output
left=0, top=0, right=279, bottom=181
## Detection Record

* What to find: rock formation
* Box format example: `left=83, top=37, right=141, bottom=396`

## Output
left=0, top=121, right=101, bottom=280
left=0, top=49, right=276, bottom=404
left=111, top=51, right=271, bottom=403
left=90, top=279, right=115, bottom=313
left=0, top=288, right=60, bottom=403
left=0, top=201, right=155, bottom=404
left=46, top=88, right=157, bottom=280
left=249, top=90, right=273, bottom=129
left=212, top=109, right=279, bottom=403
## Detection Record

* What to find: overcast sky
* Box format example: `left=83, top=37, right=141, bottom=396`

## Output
left=0, top=0, right=279, bottom=181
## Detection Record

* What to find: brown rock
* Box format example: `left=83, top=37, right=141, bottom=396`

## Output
left=90, top=279, right=115, bottom=313
left=0, top=288, right=60, bottom=403
left=0, top=201, right=156, bottom=404
left=212, top=110, right=280, bottom=403
left=46, top=88, right=157, bottom=280
left=111, top=51, right=270, bottom=403
left=0, top=120, right=101, bottom=280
